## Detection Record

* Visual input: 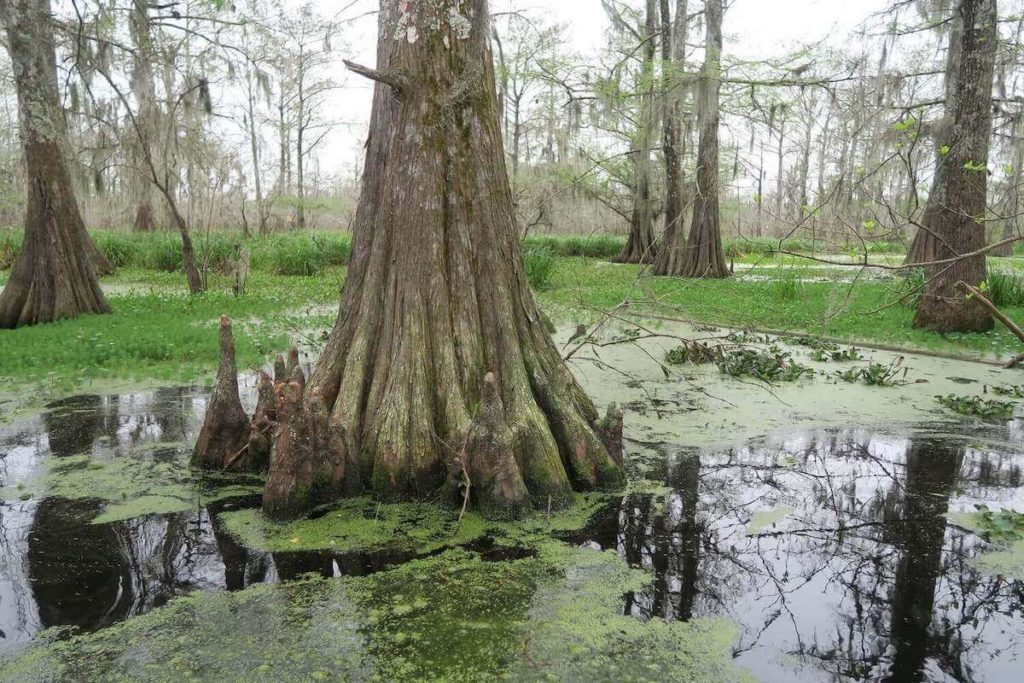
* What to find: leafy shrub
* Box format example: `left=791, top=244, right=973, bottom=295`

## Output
left=523, top=246, right=556, bottom=290
left=936, top=394, right=1015, bottom=419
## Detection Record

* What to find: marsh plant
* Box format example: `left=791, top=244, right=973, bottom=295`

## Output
left=937, top=394, right=1016, bottom=419
left=835, top=359, right=907, bottom=386
left=716, top=346, right=813, bottom=382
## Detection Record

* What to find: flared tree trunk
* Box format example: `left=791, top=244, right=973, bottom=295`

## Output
left=913, top=0, right=996, bottom=332
left=261, top=0, right=625, bottom=519
left=654, top=0, right=728, bottom=278
left=0, top=0, right=110, bottom=329
left=614, top=0, right=659, bottom=265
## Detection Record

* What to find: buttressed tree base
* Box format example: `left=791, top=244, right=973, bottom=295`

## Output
left=197, top=0, right=626, bottom=520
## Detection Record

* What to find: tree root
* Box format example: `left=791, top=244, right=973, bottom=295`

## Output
left=193, top=317, right=250, bottom=470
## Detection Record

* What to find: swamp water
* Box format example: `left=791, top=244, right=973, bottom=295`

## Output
left=0, top=325, right=1022, bottom=681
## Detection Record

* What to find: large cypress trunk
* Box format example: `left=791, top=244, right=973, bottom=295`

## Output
left=654, top=0, right=728, bottom=278
left=913, top=0, right=996, bottom=332
left=0, top=0, right=110, bottom=329
left=261, top=0, right=625, bottom=518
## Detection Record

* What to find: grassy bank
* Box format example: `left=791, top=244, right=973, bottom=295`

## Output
left=4, top=247, right=1024, bottom=408
left=538, top=258, right=1024, bottom=359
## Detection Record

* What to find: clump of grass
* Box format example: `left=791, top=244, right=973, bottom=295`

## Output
left=522, top=234, right=625, bottom=259
left=936, top=394, right=1015, bottom=419
left=987, top=270, right=1024, bottom=307
left=771, top=269, right=804, bottom=302
left=717, top=346, right=813, bottom=382
left=523, top=246, right=556, bottom=290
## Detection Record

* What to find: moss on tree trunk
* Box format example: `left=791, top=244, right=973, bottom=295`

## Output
left=260, top=0, right=625, bottom=519
left=0, top=0, right=110, bottom=328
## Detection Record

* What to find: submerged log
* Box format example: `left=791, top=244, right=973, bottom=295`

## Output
left=193, top=317, right=250, bottom=470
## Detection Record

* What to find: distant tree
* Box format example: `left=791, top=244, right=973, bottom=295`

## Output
left=613, top=0, right=659, bottom=264
left=655, top=0, right=728, bottom=278
left=0, top=0, right=110, bottom=328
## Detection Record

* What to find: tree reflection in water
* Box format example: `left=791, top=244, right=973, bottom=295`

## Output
left=577, top=430, right=1024, bottom=682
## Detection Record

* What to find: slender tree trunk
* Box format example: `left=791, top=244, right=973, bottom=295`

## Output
left=295, top=60, right=306, bottom=230
left=775, top=115, right=786, bottom=219
left=653, top=0, right=688, bottom=274
left=0, top=0, right=110, bottom=328
left=614, top=0, right=659, bottom=264
left=993, top=113, right=1023, bottom=257
left=913, top=0, right=996, bottom=332
left=129, top=0, right=159, bottom=233
left=256, top=0, right=625, bottom=519
left=246, top=69, right=267, bottom=236
left=655, top=0, right=728, bottom=278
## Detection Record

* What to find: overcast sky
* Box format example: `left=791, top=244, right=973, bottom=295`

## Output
left=313, top=0, right=892, bottom=179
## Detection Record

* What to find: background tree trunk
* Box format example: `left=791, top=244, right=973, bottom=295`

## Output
left=262, top=0, right=624, bottom=519
left=0, top=0, right=110, bottom=328
left=614, top=0, right=659, bottom=264
left=656, top=0, right=729, bottom=278
left=129, top=0, right=159, bottom=233
left=654, top=0, right=688, bottom=275
left=913, top=0, right=996, bottom=332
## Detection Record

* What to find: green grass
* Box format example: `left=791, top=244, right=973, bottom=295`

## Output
left=536, top=258, right=1024, bottom=359
left=0, top=268, right=341, bottom=400
left=3, top=242, right=1022, bottom=405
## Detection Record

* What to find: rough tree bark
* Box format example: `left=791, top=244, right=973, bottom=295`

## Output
left=654, top=0, right=729, bottom=278
left=614, top=0, right=659, bottom=264
left=0, top=0, right=110, bottom=328
left=906, top=5, right=963, bottom=265
left=653, top=0, right=688, bottom=275
left=913, top=0, right=996, bottom=332
left=194, top=317, right=249, bottom=470
left=259, top=0, right=625, bottom=519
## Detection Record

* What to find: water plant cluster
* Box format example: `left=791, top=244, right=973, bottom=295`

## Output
left=936, top=394, right=1016, bottom=419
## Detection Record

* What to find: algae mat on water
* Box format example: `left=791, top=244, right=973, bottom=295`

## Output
left=0, top=452, right=263, bottom=524
left=0, top=543, right=752, bottom=683
left=217, top=493, right=616, bottom=555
